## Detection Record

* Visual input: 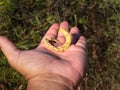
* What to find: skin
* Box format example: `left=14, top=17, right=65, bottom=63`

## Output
left=0, top=21, right=88, bottom=89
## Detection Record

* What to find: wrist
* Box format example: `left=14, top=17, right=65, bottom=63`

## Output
left=27, top=73, right=76, bottom=90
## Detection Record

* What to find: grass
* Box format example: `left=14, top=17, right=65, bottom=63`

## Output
left=0, top=0, right=120, bottom=90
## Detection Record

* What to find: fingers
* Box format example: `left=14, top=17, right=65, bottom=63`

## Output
left=44, top=23, right=59, bottom=38
left=39, top=21, right=82, bottom=49
left=76, top=36, right=86, bottom=50
left=57, top=21, right=69, bottom=44
left=0, top=36, right=21, bottom=67
left=70, top=27, right=79, bottom=44
left=59, top=21, right=69, bottom=32
left=39, top=21, right=69, bottom=48
left=39, top=23, right=59, bottom=46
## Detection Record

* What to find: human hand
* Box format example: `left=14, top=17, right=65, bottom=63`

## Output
left=0, top=21, right=87, bottom=89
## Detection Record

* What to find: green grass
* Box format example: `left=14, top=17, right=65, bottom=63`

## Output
left=0, top=0, right=120, bottom=90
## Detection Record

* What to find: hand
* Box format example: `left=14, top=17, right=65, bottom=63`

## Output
left=0, top=21, right=87, bottom=89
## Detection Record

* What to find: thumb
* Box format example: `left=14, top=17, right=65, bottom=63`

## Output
left=0, top=36, right=21, bottom=67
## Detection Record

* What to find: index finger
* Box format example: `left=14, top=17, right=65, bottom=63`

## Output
left=38, top=23, right=59, bottom=47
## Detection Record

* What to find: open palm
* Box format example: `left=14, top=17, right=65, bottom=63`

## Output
left=0, top=21, right=87, bottom=87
